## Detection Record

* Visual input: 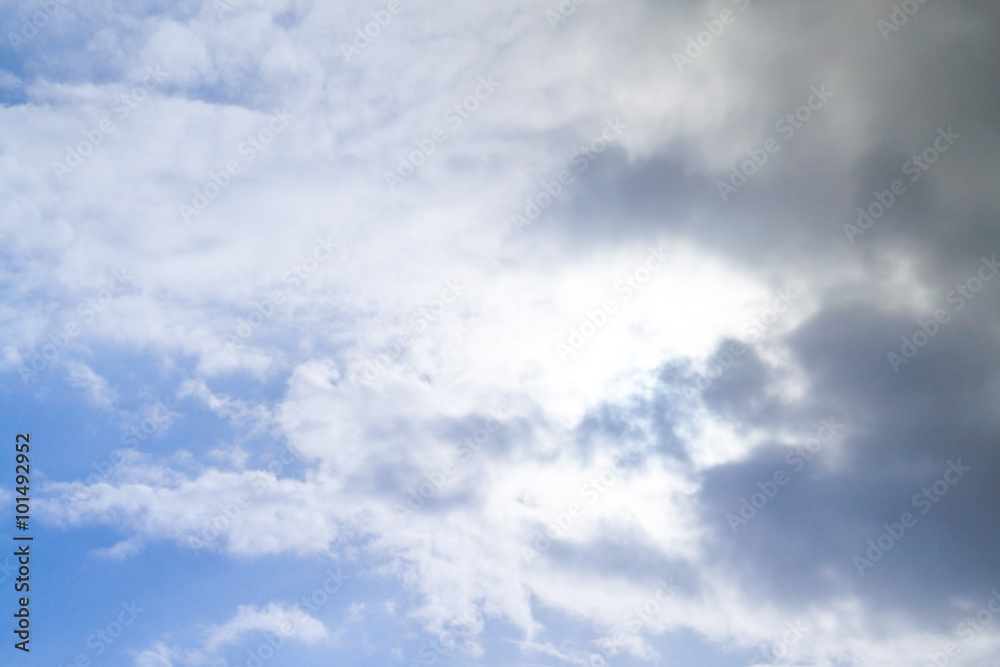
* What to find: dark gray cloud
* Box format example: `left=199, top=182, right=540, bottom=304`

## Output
left=531, top=1, right=1000, bottom=290
left=556, top=0, right=1000, bottom=623
left=689, top=301, right=999, bottom=631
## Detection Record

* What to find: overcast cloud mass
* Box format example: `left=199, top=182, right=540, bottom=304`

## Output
left=1, top=0, right=1000, bottom=665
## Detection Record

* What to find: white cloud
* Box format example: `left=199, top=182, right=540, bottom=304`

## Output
left=65, top=361, right=116, bottom=409
left=203, top=602, right=329, bottom=651
left=133, top=642, right=176, bottom=667
left=178, top=378, right=272, bottom=434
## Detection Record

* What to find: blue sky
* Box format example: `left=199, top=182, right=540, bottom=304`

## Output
left=2, top=0, right=1000, bottom=665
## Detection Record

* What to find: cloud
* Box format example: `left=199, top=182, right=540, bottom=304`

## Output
left=133, top=643, right=177, bottom=667
left=203, top=602, right=329, bottom=651
left=65, top=361, right=116, bottom=409
left=132, top=602, right=332, bottom=667
left=178, top=378, right=272, bottom=433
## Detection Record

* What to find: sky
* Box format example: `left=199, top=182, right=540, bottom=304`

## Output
left=1, top=0, right=999, bottom=665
